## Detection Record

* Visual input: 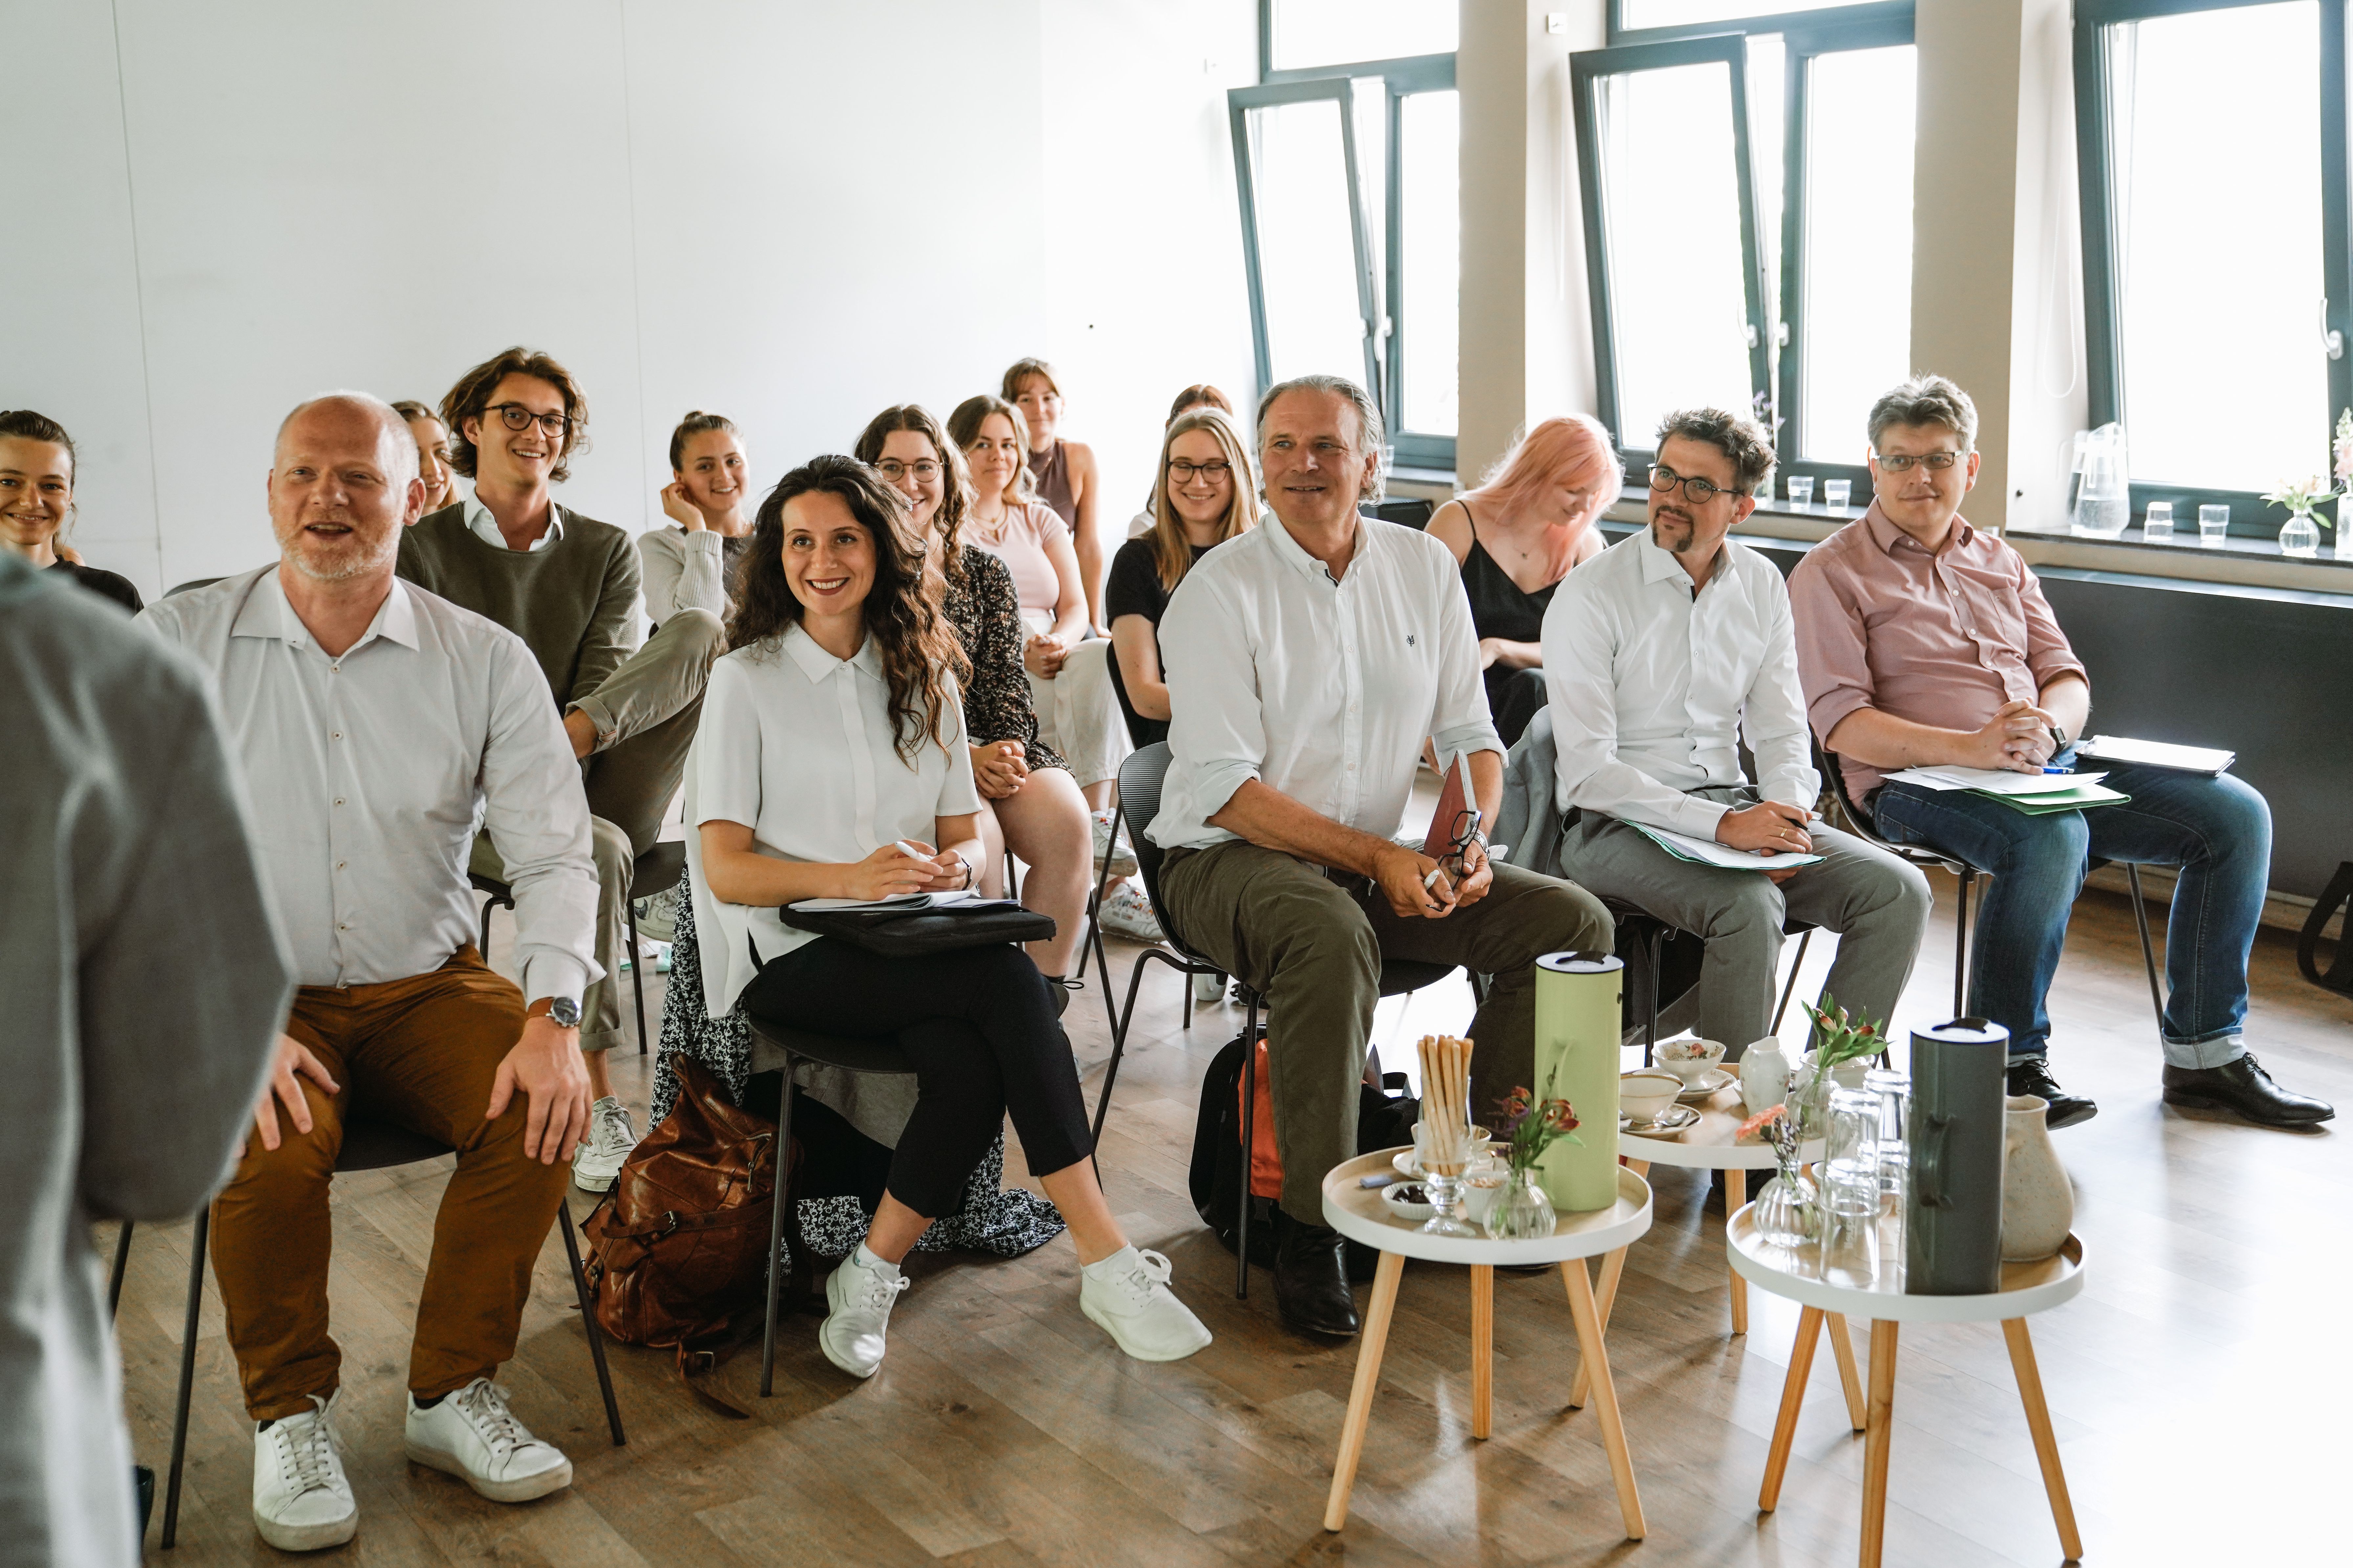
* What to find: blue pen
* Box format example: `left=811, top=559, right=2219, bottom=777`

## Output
left=2040, top=766, right=2073, bottom=775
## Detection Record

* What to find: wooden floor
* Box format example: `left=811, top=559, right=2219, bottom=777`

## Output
left=108, top=873, right=2351, bottom=1566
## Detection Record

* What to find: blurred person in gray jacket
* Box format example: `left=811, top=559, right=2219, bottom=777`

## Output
left=0, top=552, right=291, bottom=1566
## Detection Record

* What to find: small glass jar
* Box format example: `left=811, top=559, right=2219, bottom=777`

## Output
left=1862, top=1066, right=1911, bottom=1201
left=1821, top=1086, right=1882, bottom=1223
left=1486, top=1168, right=1556, bottom=1241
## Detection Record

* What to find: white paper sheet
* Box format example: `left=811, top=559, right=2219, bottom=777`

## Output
left=1884, top=765, right=2109, bottom=796
left=1631, top=822, right=1827, bottom=871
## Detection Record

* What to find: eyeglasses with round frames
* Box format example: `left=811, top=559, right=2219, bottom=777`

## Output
left=1167, top=459, right=1232, bottom=481
left=1870, top=450, right=1965, bottom=472
left=872, top=459, right=941, bottom=481
left=486, top=403, right=575, bottom=437
left=1648, top=464, right=1741, bottom=505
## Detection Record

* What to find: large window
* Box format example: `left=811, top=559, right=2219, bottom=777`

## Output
left=2077, top=0, right=2351, bottom=534
left=1234, top=5, right=1457, bottom=470
left=1575, top=4, right=1916, bottom=498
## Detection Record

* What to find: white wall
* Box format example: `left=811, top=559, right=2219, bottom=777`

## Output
left=0, top=0, right=1257, bottom=601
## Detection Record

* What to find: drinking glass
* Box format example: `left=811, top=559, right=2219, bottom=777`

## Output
left=1787, top=475, right=1816, bottom=508
left=2199, top=504, right=2230, bottom=545
left=1823, top=478, right=1852, bottom=510
left=1862, top=1067, right=1910, bottom=1201
left=2142, top=501, right=2174, bottom=541
left=1411, top=1114, right=1478, bottom=1237
left=1821, top=1086, right=1881, bottom=1223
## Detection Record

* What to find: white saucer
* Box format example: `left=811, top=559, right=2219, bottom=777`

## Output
left=1675, top=1067, right=1737, bottom=1102
left=1624, top=1103, right=1702, bottom=1137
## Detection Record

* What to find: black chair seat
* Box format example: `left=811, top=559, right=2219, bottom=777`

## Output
left=1378, top=959, right=1459, bottom=997
left=632, top=841, right=687, bottom=899
left=742, top=1016, right=915, bottom=1078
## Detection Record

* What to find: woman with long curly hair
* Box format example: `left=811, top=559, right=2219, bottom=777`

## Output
left=684, top=454, right=1210, bottom=1379
left=853, top=405, right=1093, bottom=995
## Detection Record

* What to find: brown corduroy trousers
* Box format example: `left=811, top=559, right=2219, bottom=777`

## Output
left=209, top=946, right=569, bottom=1420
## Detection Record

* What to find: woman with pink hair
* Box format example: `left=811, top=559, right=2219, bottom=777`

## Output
left=1427, top=414, right=1619, bottom=744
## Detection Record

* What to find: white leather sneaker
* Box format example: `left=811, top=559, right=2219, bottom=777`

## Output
left=1096, top=882, right=1163, bottom=943
left=1080, top=1247, right=1213, bottom=1362
left=571, top=1096, right=637, bottom=1193
left=1090, top=809, right=1139, bottom=878
left=253, top=1392, right=357, bottom=1551
left=404, top=1379, right=572, bottom=1502
left=820, top=1250, right=910, bottom=1379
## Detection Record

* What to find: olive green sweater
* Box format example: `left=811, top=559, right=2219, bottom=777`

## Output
left=396, top=502, right=641, bottom=709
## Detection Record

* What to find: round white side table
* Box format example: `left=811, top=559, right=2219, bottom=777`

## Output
left=1320, top=1152, right=1654, bottom=1538
left=1727, top=1205, right=2087, bottom=1567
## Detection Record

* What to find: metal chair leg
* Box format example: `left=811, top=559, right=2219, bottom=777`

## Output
left=1772, top=927, right=1815, bottom=1034
left=1235, top=994, right=1262, bottom=1300
left=108, top=1220, right=134, bottom=1320
left=760, top=1059, right=796, bottom=1398
left=2124, top=862, right=2166, bottom=1026
left=556, top=1201, right=625, bottom=1445
left=626, top=900, right=649, bottom=1056
left=1642, top=926, right=1665, bottom=1066
left=1952, top=868, right=1974, bottom=1018
left=478, top=896, right=496, bottom=955
left=161, top=1205, right=208, bottom=1549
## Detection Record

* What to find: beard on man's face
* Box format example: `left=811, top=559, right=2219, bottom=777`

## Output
left=274, top=514, right=397, bottom=582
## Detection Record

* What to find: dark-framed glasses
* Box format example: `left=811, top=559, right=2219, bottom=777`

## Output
left=487, top=403, right=575, bottom=437
left=1445, top=807, right=1486, bottom=876
left=1167, top=459, right=1232, bottom=481
left=1870, top=450, right=1965, bottom=473
left=1649, top=464, right=1734, bottom=505
left=873, top=459, right=941, bottom=481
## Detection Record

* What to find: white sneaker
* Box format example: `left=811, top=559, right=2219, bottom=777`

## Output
left=572, top=1096, right=637, bottom=1193
left=1080, top=1247, right=1213, bottom=1362
left=1091, top=810, right=1139, bottom=878
left=1192, top=971, right=1227, bottom=1005
left=404, top=1378, right=572, bottom=1503
left=632, top=882, right=681, bottom=943
left=1097, top=881, right=1163, bottom=943
left=252, top=1392, right=357, bottom=1551
left=821, top=1249, right=910, bottom=1379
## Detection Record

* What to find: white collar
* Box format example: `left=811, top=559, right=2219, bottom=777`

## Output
left=230, top=566, right=420, bottom=653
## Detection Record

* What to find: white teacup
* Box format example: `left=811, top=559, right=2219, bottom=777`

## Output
left=1657, top=1037, right=1727, bottom=1085
left=1619, top=1070, right=1684, bottom=1124
left=1460, top=1156, right=1509, bottom=1223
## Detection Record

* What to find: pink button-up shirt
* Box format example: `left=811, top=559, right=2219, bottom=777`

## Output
left=1788, top=502, right=2088, bottom=801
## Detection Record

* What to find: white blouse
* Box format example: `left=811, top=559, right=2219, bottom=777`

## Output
left=685, top=622, right=980, bottom=1016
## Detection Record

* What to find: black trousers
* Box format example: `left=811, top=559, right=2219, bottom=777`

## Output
left=741, top=939, right=1091, bottom=1218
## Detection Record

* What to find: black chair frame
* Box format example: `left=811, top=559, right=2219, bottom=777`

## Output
left=1606, top=897, right=1817, bottom=1065
left=107, top=1122, right=623, bottom=1549
left=474, top=839, right=690, bottom=1058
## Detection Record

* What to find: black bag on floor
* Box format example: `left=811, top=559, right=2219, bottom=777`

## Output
left=1187, top=1029, right=1417, bottom=1283
left=2298, top=860, right=2353, bottom=997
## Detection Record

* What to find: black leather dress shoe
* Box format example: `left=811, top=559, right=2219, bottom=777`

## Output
left=2163, top=1053, right=2336, bottom=1127
left=2008, top=1059, right=2097, bottom=1130
left=1273, top=1214, right=1360, bottom=1338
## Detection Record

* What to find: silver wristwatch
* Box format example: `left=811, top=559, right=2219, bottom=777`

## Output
left=547, top=996, right=582, bottom=1029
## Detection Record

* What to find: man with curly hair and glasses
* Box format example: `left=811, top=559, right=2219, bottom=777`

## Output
left=398, top=347, right=723, bottom=1192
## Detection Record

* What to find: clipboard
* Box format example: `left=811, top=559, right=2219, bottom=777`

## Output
left=1422, top=753, right=1475, bottom=871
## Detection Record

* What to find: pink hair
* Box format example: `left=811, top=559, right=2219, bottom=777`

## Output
left=1461, top=414, right=1621, bottom=533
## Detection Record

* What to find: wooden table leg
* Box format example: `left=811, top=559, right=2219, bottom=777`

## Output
left=1758, top=1304, right=1823, bottom=1511
left=1562, top=1257, right=1647, bottom=1540
left=1859, top=1320, right=1898, bottom=1568
left=1470, top=1264, right=1494, bottom=1441
left=1726, top=1168, right=1748, bottom=1335
left=1827, top=1312, right=1867, bottom=1430
left=1323, top=1251, right=1405, bottom=1532
left=1566, top=1246, right=1628, bottom=1409
left=2003, top=1318, right=2083, bottom=1562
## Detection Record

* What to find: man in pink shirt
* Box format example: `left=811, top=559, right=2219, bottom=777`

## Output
left=1790, top=375, right=2331, bottom=1130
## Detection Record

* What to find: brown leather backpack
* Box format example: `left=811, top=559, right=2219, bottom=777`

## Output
left=581, top=1056, right=790, bottom=1373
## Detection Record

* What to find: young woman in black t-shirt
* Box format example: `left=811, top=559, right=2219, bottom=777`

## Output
left=0, top=410, right=144, bottom=612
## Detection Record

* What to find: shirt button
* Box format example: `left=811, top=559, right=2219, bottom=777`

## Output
left=336, top=861, right=346, bottom=870
left=338, top=922, right=350, bottom=931
left=331, top=731, right=341, bottom=740
left=334, top=797, right=344, bottom=806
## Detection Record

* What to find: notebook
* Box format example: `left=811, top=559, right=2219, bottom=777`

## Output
left=1630, top=821, right=1826, bottom=872
left=2074, top=735, right=2236, bottom=775
left=1422, top=753, right=1475, bottom=869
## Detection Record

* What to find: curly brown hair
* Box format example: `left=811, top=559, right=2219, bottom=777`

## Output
left=727, top=455, right=968, bottom=761
left=852, top=404, right=976, bottom=593
left=439, top=347, right=590, bottom=482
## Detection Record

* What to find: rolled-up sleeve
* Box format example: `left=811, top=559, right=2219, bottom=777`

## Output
left=479, top=636, right=602, bottom=1004
left=2016, top=561, right=2088, bottom=693
left=1154, top=572, right=1262, bottom=847
left=1427, top=550, right=1503, bottom=764
left=1542, top=576, right=1729, bottom=839
left=641, top=528, right=730, bottom=623
left=1788, top=553, right=1877, bottom=747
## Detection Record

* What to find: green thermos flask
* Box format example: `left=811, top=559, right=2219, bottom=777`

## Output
left=1532, top=952, right=1623, bottom=1212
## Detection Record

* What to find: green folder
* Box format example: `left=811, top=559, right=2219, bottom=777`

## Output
left=1967, top=782, right=2131, bottom=815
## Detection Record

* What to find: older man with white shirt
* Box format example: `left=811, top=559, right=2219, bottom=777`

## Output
left=1150, top=375, right=1612, bottom=1340
left=141, top=393, right=601, bottom=1552
left=1542, top=407, right=1929, bottom=1054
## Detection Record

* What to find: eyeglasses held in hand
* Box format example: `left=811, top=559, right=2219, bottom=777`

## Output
left=1870, top=450, right=1965, bottom=472
left=1649, top=465, right=1738, bottom=505
left=1167, top=459, right=1232, bottom=481
left=486, top=403, right=576, bottom=437
left=1446, top=807, right=1486, bottom=877
left=873, top=459, right=941, bottom=481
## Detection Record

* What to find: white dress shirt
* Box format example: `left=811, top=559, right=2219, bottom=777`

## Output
left=1542, top=528, right=1818, bottom=838
left=1149, top=514, right=1499, bottom=852
left=466, top=482, right=566, bottom=553
left=139, top=567, right=601, bottom=1002
left=685, top=624, right=981, bottom=1016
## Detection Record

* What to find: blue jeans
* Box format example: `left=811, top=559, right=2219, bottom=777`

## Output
left=1871, top=756, right=2271, bottom=1069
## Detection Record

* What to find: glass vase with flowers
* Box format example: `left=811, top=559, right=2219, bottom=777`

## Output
left=1485, top=1086, right=1582, bottom=1242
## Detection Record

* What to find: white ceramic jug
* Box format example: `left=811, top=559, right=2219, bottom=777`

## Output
left=1739, top=1037, right=1794, bottom=1117
left=1999, top=1094, right=2074, bottom=1262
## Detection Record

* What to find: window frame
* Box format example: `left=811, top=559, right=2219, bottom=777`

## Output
left=1243, top=2, right=1458, bottom=471
left=1606, top=0, right=1912, bottom=47
left=2074, top=0, right=2352, bottom=536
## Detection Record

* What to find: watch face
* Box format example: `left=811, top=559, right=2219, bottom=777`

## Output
left=550, top=997, right=581, bottom=1028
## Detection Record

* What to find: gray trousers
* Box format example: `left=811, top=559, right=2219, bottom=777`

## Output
left=1158, top=842, right=1613, bottom=1224
left=473, top=609, right=723, bottom=1053
left=1552, top=787, right=1932, bottom=1055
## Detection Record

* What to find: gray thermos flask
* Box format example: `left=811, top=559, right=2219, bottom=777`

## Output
left=1905, top=1017, right=2009, bottom=1295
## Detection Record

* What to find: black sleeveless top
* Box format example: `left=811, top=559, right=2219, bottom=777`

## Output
left=1456, top=501, right=1561, bottom=642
